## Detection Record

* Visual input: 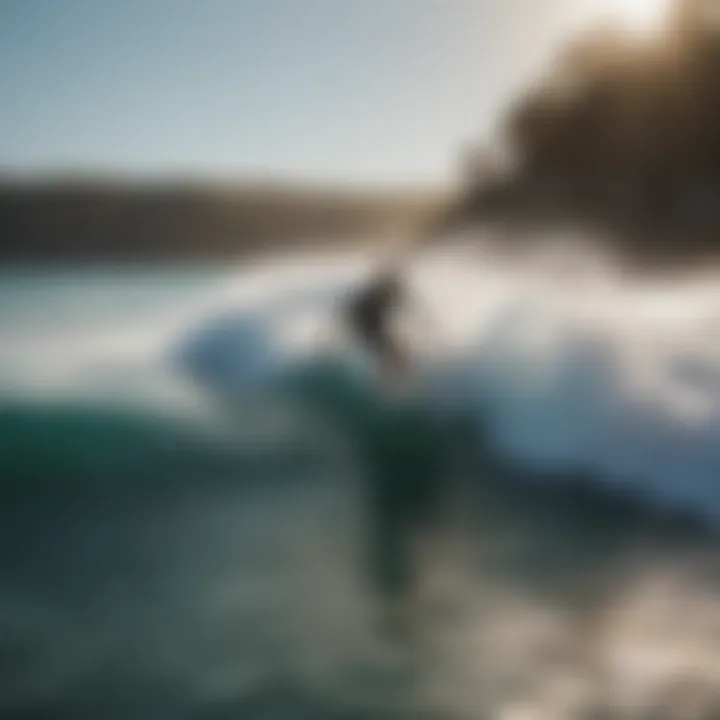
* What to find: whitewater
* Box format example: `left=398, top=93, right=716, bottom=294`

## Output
left=3, top=240, right=720, bottom=519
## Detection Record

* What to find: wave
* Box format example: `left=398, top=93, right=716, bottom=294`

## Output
left=3, top=242, right=720, bottom=526
left=0, top=396, right=344, bottom=513
left=2, top=371, right=718, bottom=720
left=168, top=246, right=720, bottom=524
left=3, top=341, right=720, bottom=718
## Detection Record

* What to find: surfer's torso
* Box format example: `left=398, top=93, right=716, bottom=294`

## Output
left=348, top=275, right=402, bottom=349
left=346, top=273, right=412, bottom=380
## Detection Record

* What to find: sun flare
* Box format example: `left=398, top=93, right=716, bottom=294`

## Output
left=584, top=0, right=672, bottom=35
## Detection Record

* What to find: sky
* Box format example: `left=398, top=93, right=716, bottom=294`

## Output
left=0, top=0, right=588, bottom=186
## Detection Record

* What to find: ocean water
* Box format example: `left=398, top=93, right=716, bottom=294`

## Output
left=3, top=243, right=720, bottom=719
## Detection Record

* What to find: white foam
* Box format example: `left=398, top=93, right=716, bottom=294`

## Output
left=175, top=242, right=720, bottom=519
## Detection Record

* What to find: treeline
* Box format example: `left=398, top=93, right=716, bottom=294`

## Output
left=459, top=0, right=720, bottom=264
left=0, top=179, right=440, bottom=263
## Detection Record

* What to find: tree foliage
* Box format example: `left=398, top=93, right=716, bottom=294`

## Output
left=462, top=0, right=720, bottom=262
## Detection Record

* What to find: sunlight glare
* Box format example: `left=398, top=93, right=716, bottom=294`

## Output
left=584, top=0, right=672, bottom=35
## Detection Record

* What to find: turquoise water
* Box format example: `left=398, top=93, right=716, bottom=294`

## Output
left=3, top=254, right=720, bottom=718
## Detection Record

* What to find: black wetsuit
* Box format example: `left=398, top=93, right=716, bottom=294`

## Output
left=347, top=275, right=402, bottom=356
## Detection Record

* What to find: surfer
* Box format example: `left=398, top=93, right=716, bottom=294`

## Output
left=343, top=203, right=451, bottom=382
left=346, top=269, right=410, bottom=380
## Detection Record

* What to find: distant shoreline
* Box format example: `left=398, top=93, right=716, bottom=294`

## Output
left=0, top=179, right=446, bottom=264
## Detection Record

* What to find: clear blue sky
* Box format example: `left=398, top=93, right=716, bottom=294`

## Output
left=0, top=0, right=579, bottom=185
